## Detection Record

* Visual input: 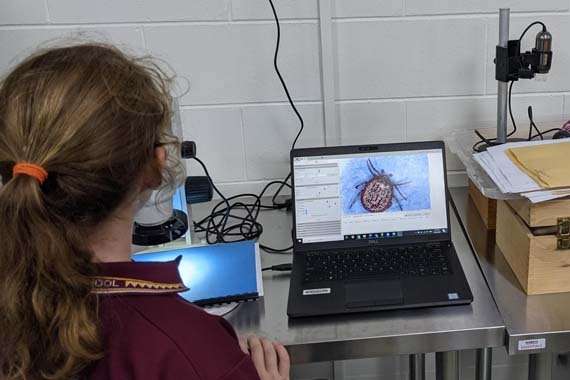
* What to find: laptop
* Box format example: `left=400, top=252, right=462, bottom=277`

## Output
left=286, top=141, right=473, bottom=318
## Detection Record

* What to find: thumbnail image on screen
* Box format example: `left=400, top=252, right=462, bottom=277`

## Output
left=340, top=153, right=431, bottom=215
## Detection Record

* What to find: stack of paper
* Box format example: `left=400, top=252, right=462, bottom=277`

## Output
left=473, top=139, right=570, bottom=203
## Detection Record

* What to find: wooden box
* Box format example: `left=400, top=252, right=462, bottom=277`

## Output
left=468, top=180, right=497, bottom=229
left=496, top=199, right=570, bottom=295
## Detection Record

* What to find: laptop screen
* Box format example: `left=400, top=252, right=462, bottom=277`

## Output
left=293, top=147, right=448, bottom=244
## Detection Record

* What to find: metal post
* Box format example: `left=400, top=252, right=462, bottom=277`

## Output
left=436, top=351, right=459, bottom=380
left=496, top=8, right=510, bottom=144
left=475, top=348, right=493, bottom=380
left=409, top=354, right=426, bottom=380
left=528, top=353, right=553, bottom=380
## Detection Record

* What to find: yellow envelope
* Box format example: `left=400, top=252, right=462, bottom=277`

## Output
left=507, top=142, right=570, bottom=188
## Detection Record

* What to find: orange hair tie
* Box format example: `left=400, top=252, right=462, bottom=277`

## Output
left=13, top=162, right=48, bottom=185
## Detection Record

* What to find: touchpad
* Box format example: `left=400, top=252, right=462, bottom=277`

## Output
left=345, top=280, right=403, bottom=309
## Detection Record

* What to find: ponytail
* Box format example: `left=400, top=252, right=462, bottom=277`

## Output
left=0, top=173, right=102, bottom=379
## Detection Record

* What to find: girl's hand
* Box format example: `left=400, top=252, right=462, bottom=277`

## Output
left=239, top=335, right=290, bottom=380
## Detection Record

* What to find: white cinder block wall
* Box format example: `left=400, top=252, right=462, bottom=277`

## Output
left=2, top=1, right=570, bottom=379
left=4, top=0, right=570, bottom=198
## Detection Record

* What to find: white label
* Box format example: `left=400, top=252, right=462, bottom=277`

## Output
left=448, top=293, right=459, bottom=300
left=303, top=288, right=331, bottom=296
left=518, top=339, right=546, bottom=351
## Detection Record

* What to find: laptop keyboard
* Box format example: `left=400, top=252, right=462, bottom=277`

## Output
left=303, top=243, right=452, bottom=283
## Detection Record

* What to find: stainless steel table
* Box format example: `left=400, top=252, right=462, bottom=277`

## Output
left=195, top=198, right=505, bottom=379
left=450, top=187, right=570, bottom=380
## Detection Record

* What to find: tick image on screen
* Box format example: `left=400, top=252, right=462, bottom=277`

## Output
left=341, top=154, right=431, bottom=215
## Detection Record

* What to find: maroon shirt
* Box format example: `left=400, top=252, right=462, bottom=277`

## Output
left=88, top=258, right=260, bottom=380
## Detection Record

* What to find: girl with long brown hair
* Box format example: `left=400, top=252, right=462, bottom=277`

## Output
left=0, top=43, right=289, bottom=380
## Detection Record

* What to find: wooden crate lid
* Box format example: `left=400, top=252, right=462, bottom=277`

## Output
left=507, top=197, right=570, bottom=227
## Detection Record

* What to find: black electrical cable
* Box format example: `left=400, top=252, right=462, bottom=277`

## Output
left=267, top=0, right=304, bottom=151
left=191, top=0, right=305, bottom=253
left=271, top=173, right=291, bottom=209
left=192, top=156, right=293, bottom=253
left=530, top=128, right=561, bottom=140
left=519, top=21, right=546, bottom=41
left=220, top=303, right=242, bottom=317
left=526, top=106, right=562, bottom=141
left=472, top=130, right=497, bottom=152
left=527, top=106, right=543, bottom=140
left=262, top=263, right=293, bottom=272
left=267, top=0, right=305, bottom=208
left=527, top=106, right=534, bottom=141
left=507, top=81, right=518, bottom=137
left=260, top=244, right=292, bottom=253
